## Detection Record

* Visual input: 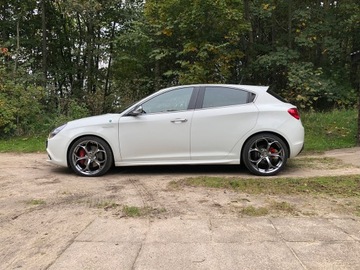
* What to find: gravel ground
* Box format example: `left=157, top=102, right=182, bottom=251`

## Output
left=0, top=149, right=359, bottom=269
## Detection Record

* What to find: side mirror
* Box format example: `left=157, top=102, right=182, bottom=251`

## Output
left=128, top=105, right=145, bottom=116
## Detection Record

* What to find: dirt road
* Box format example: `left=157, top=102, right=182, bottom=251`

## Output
left=0, top=149, right=359, bottom=269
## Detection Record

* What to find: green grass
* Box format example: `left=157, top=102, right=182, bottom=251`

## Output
left=123, top=205, right=143, bottom=217
left=95, top=201, right=119, bottom=210
left=239, top=202, right=297, bottom=217
left=270, top=201, right=297, bottom=214
left=0, top=136, right=46, bottom=153
left=26, top=199, right=46, bottom=206
left=0, top=109, right=358, bottom=153
left=240, top=206, right=269, bottom=216
left=172, top=175, right=360, bottom=197
left=302, top=109, right=358, bottom=152
left=122, top=205, right=167, bottom=217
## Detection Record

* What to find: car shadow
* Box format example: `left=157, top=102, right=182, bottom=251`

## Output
left=48, top=164, right=250, bottom=177
left=108, top=164, right=248, bottom=176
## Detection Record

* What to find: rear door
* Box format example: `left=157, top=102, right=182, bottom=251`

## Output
left=190, top=86, right=258, bottom=161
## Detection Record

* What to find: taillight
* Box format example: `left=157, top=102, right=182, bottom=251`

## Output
left=288, top=108, right=300, bottom=120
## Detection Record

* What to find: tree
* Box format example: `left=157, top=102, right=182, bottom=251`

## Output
left=243, top=0, right=359, bottom=110
left=144, top=0, right=249, bottom=84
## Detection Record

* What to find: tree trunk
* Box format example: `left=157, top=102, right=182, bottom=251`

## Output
left=288, top=0, right=292, bottom=48
left=42, top=0, right=47, bottom=90
left=243, top=0, right=254, bottom=65
left=86, top=18, right=94, bottom=94
left=104, top=21, right=116, bottom=112
left=14, top=20, right=20, bottom=73
left=350, top=50, right=360, bottom=145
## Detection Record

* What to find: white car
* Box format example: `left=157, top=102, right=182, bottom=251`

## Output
left=47, top=84, right=304, bottom=177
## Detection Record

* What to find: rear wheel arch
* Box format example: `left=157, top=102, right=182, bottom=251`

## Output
left=241, top=132, right=290, bottom=160
left=241, top=132, right=290, bottom=176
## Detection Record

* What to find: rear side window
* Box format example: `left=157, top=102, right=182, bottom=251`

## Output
left=202, top=87, right=252, bottom=108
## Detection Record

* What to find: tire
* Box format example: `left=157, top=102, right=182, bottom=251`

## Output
left=68, top=136, right=113, bottom=177
left=242, top=133, right=289, bottom=176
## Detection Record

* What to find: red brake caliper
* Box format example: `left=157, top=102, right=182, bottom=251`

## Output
left=269, top=147, right=278, bottom=161
left=78, top=148, right=86, bottom=166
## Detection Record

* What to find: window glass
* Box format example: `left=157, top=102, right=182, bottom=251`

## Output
left=142, top=87, right=193, bottom=114
left=202, top=87, right=250, bottom=108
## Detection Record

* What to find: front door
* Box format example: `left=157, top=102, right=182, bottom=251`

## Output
left=119, top=87, right=194, bottom=163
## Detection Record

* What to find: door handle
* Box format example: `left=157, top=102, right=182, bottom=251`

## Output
left=171, top=118, right=188, bottom=124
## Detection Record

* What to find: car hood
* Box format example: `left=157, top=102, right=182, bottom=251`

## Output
left=66, top=114, right=120, bottom=129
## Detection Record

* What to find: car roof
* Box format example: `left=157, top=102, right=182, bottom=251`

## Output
left=166, top=84, right=269, bottom=93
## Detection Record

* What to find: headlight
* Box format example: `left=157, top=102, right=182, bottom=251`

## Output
left=48, top=124, right=67, bottom=139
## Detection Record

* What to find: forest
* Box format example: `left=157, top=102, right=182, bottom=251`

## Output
left=0, top=0, right=359, bottom=137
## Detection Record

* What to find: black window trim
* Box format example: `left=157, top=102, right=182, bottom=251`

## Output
left=194, top=86, right=206, bottom=109
left=187, top=87, right=200, bottom=110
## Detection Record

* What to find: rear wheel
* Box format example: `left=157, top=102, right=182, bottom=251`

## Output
left=242, top=133, right=288, bottom=176
left=68, top=136, right=113, bottom=177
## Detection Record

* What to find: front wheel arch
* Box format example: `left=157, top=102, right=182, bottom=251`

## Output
left=67, top=135, right=114, bottom=177
left=241, top=132, right=290, bottom=176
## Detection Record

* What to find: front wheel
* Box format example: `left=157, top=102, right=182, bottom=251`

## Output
left=68, top=136, right=113, bottom=177
left=242, top=133, right=288, bottom=176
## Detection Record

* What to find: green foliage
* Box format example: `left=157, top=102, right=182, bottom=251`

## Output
left=49, top=99, right=90, bottom=129
left=287, top=63, right=331, bottom=109
left=113, top=18, right=158, bottom=109
left=1, top=0, right=360, bottom=133
left=0, top=67, right=45, bottom=135
left=145, top=0, right=249, bottom=84
left=246, top=0, right=359, bottom=111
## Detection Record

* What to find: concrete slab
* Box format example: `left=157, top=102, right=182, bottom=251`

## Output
left=146, top=218, right=211, bottom=243
left=213, top=242, right=305, bottom=270
left=75, top=218, right=149, bottom=243
left=48, top=217, right=360, bottom=270
left=289, top=242, right=360, bottom=269
left=329, top=218, right=360, bottom=241
left=134, top=243, right=218, bottom=270
left=211, top=218, right=279, bottom=243
left=49, top=242, right=141, bottom=270
left=270, top=217, right=354, bottom=242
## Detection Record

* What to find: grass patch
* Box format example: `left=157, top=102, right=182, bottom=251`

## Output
left=355, top=206, right=360, bottom=217
left=302, top=109, right=357, bottom=152
left=270, top=201, right=297, bottom=214
left=122, top=205, right=166, bottom=217
left=95, top=201, right=119, bottom=210
left=240, top=206, right=269, bottom=216
left=123, top=205, right=143, bottom=217
left=239, top=202, right=297, bottom=217
left=27, top=199, right=46, bottom=206
left=175, top=175, right=360, bottom=197
left=0, top=136, right=46, bottom=153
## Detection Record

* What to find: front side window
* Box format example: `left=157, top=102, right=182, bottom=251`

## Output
left=202, top=87, right=251, bottom=108
left=142, top=87, right=193, bottom=114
